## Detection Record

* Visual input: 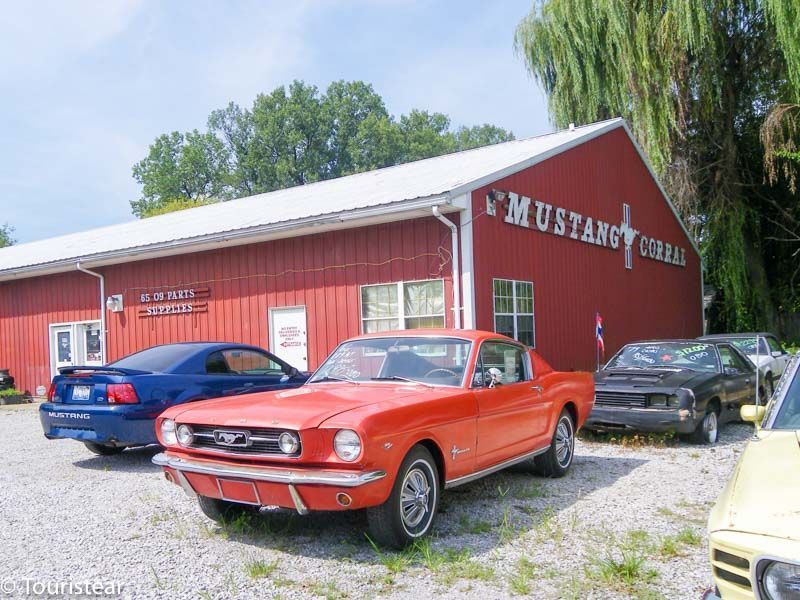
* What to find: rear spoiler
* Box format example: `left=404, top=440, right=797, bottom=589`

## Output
left=58, top=366, right=150, bottom=376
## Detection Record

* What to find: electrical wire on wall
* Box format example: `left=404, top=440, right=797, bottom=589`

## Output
left=121, top=247, right=454, bottom=296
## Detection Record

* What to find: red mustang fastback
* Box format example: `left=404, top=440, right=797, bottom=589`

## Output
left=153, top=329, right=594, bottom=547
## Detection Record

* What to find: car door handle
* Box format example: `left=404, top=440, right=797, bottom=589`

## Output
left=243, top=383, right=255, bottom=387
left=531, top=385, right=543, bottom=392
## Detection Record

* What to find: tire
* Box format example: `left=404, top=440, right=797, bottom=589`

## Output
left=691, top=409, right=719, bottom=445
left=197, top=495, right=252, bottom=523
left=366, top=445, right=439, bottom=549
left=533, top=409, right=575, bottom=478
left=766, top=373, right=775, bottom=397
left=83, top=441, right=124, bottom=456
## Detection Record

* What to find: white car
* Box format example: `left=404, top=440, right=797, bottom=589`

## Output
left=700, top=333, right=791, bottom=395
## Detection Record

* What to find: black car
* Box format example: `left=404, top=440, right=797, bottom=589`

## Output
left=0, top=369, right=14, bottom=391
left=585, top=339, right=757, bottom=444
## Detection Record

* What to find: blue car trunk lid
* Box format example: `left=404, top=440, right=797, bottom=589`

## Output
left=54, top=366, right=148, bottom=404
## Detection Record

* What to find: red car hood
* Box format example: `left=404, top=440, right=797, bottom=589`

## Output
left=167, top=383, right=429, bottom=430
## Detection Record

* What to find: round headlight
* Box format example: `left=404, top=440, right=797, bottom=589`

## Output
left=177, top=424, right=194, bottom=446
left=763, top=560, right=800, bottom=600
left=278, top=432, right=300, bottom=455
left=160, top=419, right=177, bottom=446
left=333, top=429, right=361, bottom=462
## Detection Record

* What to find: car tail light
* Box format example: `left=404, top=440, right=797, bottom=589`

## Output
left=47, top=383, right=57, bottom=402
left=107, top=383, right=139, bottom=404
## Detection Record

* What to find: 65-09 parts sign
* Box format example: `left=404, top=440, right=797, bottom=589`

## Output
left=137, top=286, right=211, bottom=317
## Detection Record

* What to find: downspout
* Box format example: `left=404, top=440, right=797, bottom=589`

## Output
left=76, top=262, right=106, bottom=364
left=432, top=206, right=461, bottom=329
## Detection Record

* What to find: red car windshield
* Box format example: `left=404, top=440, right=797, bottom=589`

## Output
left=606, top=343, right=718, bottom=373
left=309, top=337, right=472, bottom=387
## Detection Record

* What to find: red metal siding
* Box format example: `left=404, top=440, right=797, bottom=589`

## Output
left=471, top=128, right=702, bottom=371
left=0, top=216, right=455, bottom=395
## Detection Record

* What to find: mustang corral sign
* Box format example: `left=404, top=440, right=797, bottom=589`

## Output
left=488, top=189, right=686, bottom=268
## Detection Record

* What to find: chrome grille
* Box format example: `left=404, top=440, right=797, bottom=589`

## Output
left=186, top=425, right=300, bottom=457
left=594, top=391, right=647, bottom=407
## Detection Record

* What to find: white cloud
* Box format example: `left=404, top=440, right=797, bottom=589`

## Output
left=0, top=0, right=144, bottom=78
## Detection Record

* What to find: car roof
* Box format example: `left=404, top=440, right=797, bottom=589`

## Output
left=624, top=339, right=713, bottom=345
left=134, top=342, right=269, bottom=353
left=698, top=333, right=776, bottom=340
left=351, top=328, right=515, bottom=343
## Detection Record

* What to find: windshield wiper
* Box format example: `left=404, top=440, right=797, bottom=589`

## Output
left=371, top=376, right=433, bottom=388
left=311, top=375, right=359, bottom=385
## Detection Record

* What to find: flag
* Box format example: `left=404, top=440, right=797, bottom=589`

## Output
left=596, top=312, right=604, bottom=355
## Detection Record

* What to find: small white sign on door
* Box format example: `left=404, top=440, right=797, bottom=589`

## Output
left=269, top=306, right=308, bottom=371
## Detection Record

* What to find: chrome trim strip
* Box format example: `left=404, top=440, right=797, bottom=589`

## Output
left=153, top=452, right=386, bottom=487
left=288, top=484, right=309, bottom=515
left=174, top=469, right=197, bottom=498
left=444, top=446, right=550, bottom=489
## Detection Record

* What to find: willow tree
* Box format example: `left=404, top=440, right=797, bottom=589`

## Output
left=516, top=0, right=800, bottom=332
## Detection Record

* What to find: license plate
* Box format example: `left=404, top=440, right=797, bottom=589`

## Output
left=72, top=385, right=92, bottom=401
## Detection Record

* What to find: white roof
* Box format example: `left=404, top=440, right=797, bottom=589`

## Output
left=0, top=118, right=693, bottom=280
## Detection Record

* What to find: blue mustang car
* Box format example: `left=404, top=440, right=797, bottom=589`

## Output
left=39, top=342, right=309, bottom=455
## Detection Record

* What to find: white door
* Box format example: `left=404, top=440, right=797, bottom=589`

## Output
left=82, top=323, right=103, bottom=366
left=52, top=326, right=75, bottom=373
left=269, top=306, right=308, bottom=371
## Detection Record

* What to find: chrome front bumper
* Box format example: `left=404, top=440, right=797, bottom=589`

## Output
left=152, top=452, right=387, bottom=488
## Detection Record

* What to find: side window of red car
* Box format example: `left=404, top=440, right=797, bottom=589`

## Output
left=472, top=342, right=531, bottom=387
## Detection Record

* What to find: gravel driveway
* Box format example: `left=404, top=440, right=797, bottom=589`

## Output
left=0, top=404, right=750, bottom=599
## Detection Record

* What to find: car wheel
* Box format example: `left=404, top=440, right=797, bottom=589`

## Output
left=691, top=409, right=719, bottom=445
left=366, top=445, right=439, bottom=549
left=533, top=409, right=575, bottom=478
left=197, top=495, right=253, bottom=523
left=83, top=441, right=124, bottom=456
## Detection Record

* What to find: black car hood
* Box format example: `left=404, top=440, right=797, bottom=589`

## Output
left=594, top=368, right=715, bottom=390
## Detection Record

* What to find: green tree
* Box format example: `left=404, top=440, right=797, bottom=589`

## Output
left=131, top=80, right=514, bottom=218
left=515, top=0, right=800, bottom=332
left=131, top=131, right=230, bottom=217
left=0, top=223, right=14, bottom=248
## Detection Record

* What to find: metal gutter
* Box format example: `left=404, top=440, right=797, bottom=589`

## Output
left=0, top=195, right=454, bottom=282
left=75, top=262, right=106, bottom=364
left=432, top=206, right=461, bottom=329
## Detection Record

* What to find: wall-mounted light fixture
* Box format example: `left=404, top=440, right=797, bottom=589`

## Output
left=106, top=294, right=124, bottom=313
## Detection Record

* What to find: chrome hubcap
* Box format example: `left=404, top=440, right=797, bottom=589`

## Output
left=707, top=412, right=718, bottom=442
left=555, top=418, right=573, bottom=467
left=400, top=467, right=431, bottom=528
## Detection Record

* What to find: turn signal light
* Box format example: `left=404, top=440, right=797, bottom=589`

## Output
left=47, top=383, right=57, bottom=402
left=107, top=383, right=139, bottom=404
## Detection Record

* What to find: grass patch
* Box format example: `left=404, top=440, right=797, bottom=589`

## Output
left=676, top=527, right=702, bottom=547
left=310, top=582, right=347, bottom=599
left=508, top=557, right=537, bottom=595
left=512, top=481, right=547, bottom=499
left=457, top=514, right=493, bottom=535
left=244, top=559, right=277, bottom=579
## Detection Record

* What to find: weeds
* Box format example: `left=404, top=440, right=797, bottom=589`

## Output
left=457, top=514, right=493, bottom=535
left=508, top=557, right=536, bottom=595
left=579, top=429, right=677, bottom=447
left=676, top=527, right=702, bottom=547
left=244, top=559, right=277, bottom=580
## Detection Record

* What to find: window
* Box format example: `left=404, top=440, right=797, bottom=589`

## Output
left=493, top=279, right=535, bottom=347
left=472, top=341, right=531, bottom=387
left=718, top=345, right=752, bottom=373
left=767, top=337, right=783, bottom=355
left=361, top=280, right=445, bottom=333
left=205, top=349, right=285, bottom=375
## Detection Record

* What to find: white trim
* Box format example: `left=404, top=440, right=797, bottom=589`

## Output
left=492, top=278, right=535, bottom=347
left=453, top=194, right=476, bottom=329
left=359, top=279, right=446, bottom=334
left=48, top=319, right=102, bottom=378
left=0, top=196, right=455, bottom=282
left=268, top=305, right=308, bottom=371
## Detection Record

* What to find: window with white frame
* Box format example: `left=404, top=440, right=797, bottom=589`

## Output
left=361, top=279, right=445, bottom=333
left=493, top=279, right=535, bottom=347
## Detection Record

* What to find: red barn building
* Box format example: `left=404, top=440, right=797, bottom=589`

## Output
left=0, top=119, right=702, bottom=396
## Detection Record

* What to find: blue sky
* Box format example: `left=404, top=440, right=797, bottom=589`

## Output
left=0, top=0, right=550, bottom=244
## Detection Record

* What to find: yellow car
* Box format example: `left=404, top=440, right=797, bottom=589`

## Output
left=706, top=356, right=800, bottom=599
